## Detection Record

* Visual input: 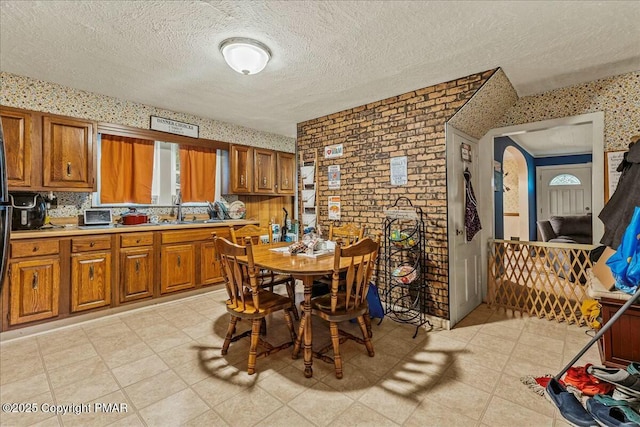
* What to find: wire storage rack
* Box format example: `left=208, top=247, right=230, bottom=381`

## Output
left=382, top=197, right=432, bottom=338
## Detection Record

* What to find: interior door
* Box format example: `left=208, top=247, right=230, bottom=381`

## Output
left=536, top=164, right=592, bottom=223
left=447, top=127, right=482, bottom=327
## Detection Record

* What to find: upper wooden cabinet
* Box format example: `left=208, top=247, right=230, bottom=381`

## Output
left=254, top=148, right=276, bottom=194
left=230, top=145, right=253, bottom=193
left=0, top=107, right=32, bottom=187
left=276, top=152, right=295, bottom=195
left=42, top=116, right=95, bottom=190
left=229, top=144, right=296, bottom=195
left=0, top=106, right=96, bottom=192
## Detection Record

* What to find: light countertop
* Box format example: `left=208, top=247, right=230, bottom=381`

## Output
left=9, top=219, right=259, bottom=240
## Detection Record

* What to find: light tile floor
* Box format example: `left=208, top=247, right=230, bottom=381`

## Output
left=0, top=288, right=601, bottom=426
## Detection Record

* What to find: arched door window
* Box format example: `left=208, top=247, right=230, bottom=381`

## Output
left=549, top=173, right=581, bottom=186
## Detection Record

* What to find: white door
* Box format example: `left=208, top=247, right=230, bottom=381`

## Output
left=447, top=127, right=482, bottom=327
left=536, top=164, right=592, bottom=222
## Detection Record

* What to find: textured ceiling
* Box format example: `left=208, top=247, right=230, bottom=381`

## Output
left=1, top=0, right=639, bottom=138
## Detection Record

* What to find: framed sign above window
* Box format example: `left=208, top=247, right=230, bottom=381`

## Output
left=150, top=116, right=199, bottom=138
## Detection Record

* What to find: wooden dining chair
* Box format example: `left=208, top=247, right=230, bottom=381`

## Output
left=292, top=235, right=381, bottom=379
left=328, top=223, right=365, bottom=246
left=230, top=223, right=299, bottom=319
left=216, top=236, right=296, bottom=375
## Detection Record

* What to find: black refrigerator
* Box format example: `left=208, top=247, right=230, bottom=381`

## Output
left=0, top=120, right=11, bottom=293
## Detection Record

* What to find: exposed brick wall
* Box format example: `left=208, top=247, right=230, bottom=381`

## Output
left=297, top=69, right=495, bottom=320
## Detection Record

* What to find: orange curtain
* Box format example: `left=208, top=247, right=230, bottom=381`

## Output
left=180, top=145, right=216, bottom=202
left=100, top=134, right=154, bottom=204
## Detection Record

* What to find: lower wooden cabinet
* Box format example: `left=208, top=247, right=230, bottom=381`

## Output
left=70, top=251, right=111, bottom=312
left=9, top=257, right=61, bottom=325
left=201, top=241, right=222, bottom=285
left=161, top=244, right=195, bottom=294
left=599, top=297, right=640, bottom=368
left=3, top=224, right=244, bottom=330
left=120, top=247, right=154, bottom=303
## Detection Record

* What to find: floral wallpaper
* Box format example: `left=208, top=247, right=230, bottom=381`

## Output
left=448, top=68, right=518, bottom=139
left=498, top=71, right=640, bottom=151
left=0, top=72, right=295, bottom=152
left=501, top=156, right=520, bottom=213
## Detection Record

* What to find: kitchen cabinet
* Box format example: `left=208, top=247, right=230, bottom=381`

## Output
left=119, top=232, right=154, bottom=303
left=160, top=244, right=195, bottom=294
left=70, top=236, right=112, bottom=312
left=598, top=297, right=640, bottom=369
left=276, top=151, right=295, bottom=195
left=254, top=148, right=276, bottom=194
left=230, top=144, right=253, bottom=193
left=8, top=239, right=61, bottom=326
left=0, top=107, right=33, bottom=187
left=229, top=144, right=296, bottom=195
left=201, top=228, right=229, bottom=286
left=43, top=115, right=95, bottom=190
left=0, top=106, right=96, bottom=192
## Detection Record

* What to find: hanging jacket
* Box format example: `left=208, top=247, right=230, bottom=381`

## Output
left=464, top=169, right=482, bottom=242
left=599, top=141, right=640, bottom=250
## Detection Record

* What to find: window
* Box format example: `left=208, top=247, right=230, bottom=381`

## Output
left=93, top=134, right=221, bottom=207
left=549, top=173, right=581, bottom=186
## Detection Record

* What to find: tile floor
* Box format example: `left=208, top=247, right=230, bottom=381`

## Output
left=0, top=288, right=601, bottom=426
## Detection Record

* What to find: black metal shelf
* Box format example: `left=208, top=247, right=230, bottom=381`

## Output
left=381, top=197, right=432, bottom=338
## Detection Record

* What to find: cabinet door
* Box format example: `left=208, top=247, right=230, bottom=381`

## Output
left=70, top=251, right=112, bottom=312
left=161, top=244, right=195, bottom=294
left=276, top=151, right=295, bottom=195
left=120, top=247, right=154, bottom=303
left=9, top=258, right=60, bottom=325
left=0, top=108, right=32, bottom=187
left=42, top=115, right=95, bottom=189
left=201, top=241, right=222, bottom=285
left=254, top=148, right=276, bottom=194
left=230, top=145, right=252, bottom=193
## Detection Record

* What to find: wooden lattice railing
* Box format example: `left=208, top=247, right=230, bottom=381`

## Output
left=488, top=239, right=595, bottom=325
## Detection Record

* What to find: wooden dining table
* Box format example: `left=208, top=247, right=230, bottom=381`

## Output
left=244, top=242, right=353, bottom=378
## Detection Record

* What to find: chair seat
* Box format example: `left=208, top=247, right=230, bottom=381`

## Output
left=257, top=272, right=293, bottom=287
left=307, top=292, right=369, bottom=322
left=227, top=290, right=293, bottom=319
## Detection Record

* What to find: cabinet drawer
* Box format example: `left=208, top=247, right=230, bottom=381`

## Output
left=161, top=228, right=224, bottom=245
left=71, top=236, right=111, bottom=252
left=121, top=232, right=154, bottom=247
left=11, top=240, right=60, bottom=258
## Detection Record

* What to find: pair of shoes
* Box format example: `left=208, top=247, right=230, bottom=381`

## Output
left=587, top=365, right=640, bottom=398
left=546, top=378, right=598, bottom=427
left=586, top=397, right=640, bottom=426
left=612, top=388, right=640, bottom=412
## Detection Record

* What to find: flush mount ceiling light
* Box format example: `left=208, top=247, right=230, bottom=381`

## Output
left=219, top=37, right=271, bottom=75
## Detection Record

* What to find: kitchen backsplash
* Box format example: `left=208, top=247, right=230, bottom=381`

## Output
left=40, top=191, right=237, bottom=223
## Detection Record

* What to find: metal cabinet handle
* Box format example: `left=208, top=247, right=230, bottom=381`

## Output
left=177, top=255, right=181, bottom=268
left=240, top=174, right=244, bottom=186
left=90, top=242, right=95, bottom=247
left=33, top=246, right=39, bottom=252
left=89, top=265, right=94, bottom=280
left=284, top=177, right=288, bottom=186
left=136, top=239, right=140, bottom=244
left=32, top=272, right=39, bottom=289
left=135, top=260, right=140, bottom=273
left=67, top=162, right=72, bottom=176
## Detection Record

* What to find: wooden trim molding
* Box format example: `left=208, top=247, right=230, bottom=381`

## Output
left=97, top=122, right=229, bottom=150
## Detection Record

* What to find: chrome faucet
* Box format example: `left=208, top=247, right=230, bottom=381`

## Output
left=175, top=191, right=183, bottom=222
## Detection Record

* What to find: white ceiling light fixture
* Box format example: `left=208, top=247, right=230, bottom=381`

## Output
left=219, top=38, right=272, bottom=75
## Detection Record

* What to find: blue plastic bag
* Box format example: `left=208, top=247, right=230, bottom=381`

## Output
left=367, top=283, right=385, bottom=319
left=606, top=206, right=640, bottom=293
